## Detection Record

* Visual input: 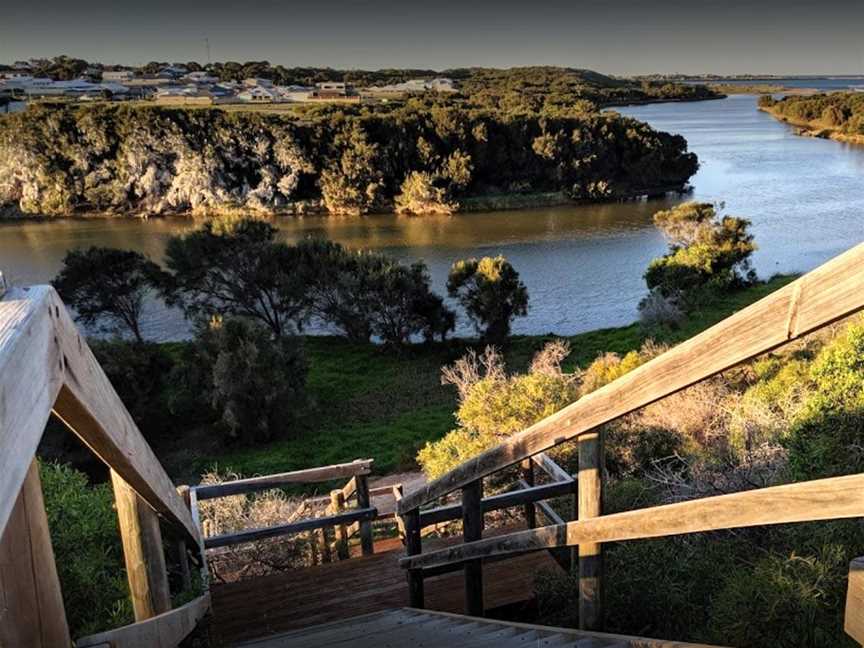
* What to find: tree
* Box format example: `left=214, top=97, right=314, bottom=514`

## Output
left=447, top=256, right=528, bottom=344
left=643, top=202, right=756, bottom=303
left=52, top=247, right=163, bottom=343
left=198, top=317, right=307, bottom=445
left=162, top=219, right=312, bottom=338
left=299, top=240, right=454, bottom=345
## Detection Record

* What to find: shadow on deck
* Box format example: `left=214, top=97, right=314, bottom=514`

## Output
left=211, top=529, right=563, bottom=645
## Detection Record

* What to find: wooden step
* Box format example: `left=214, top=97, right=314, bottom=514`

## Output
left=233, top=608, right=727, bottom=648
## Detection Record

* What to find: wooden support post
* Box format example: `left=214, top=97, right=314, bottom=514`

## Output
left=404, top=506, right=424, bottom=608
left=462, top=479, right=484, bottom=617
left=331, top=490, right=349, bottom=560
left=0, top=459, right=71, bottom=647
left=175, top=485, right=193, bottom=592
left=355, top=474, right=374, bottom=556
left=578, top=431, right=603, bottom=631
left=521, top=459, right=536, bottom=529
left=111, top=469, right=172, bottom=621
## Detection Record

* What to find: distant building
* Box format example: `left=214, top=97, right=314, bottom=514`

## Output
left=243, top=77, right=274, bottom=88
left=184, top=71, right=219, bottom=84
left=237, top=86, right=280, bottom=103
left=103, top=70, right=134, bottom=82
left=311, top=81, right=360, bottom=102
left=12, top=61, right=32, bottom=71
left=274, top=85, right=314, bottom=102
left=157, top=66, right=188, bottom=79
left=365, top=77, right=458, bottom=97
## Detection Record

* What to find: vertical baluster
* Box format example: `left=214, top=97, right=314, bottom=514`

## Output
left=355, top=474, right=374, bottom=556
left=521, top=458, right=536, bottom=529
left=578, top=431, right=603, bottom=630
left=331, top=490, right=349, bottom=560
left=462, top=478, right=484, bottom=616
left=404, top=506, right=424, bottom=608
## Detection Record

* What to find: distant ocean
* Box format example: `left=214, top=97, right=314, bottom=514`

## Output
left=691, top=77, right=864, bottom=92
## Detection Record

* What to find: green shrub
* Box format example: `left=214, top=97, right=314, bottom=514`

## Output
left=417, top=342, right=577, bottom=478
left=40, top=461, right=132, bottom=636
left=642, top=202, right=757, bottom=308
left=447, top=256, right=529, bottom=344
left=784, top=320, right=864, bottom=479
left=199, top=317, right=308, bottom=445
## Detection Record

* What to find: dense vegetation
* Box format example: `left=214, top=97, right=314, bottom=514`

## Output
left=760, top=93, right=864, bottom=141
left=0, top=97, right=700, bottom=217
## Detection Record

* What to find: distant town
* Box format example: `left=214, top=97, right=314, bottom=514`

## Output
left=0, top=57, right=459, bottom=109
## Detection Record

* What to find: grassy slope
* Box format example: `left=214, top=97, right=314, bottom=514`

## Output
left=186, top=276, right=795, bottom=481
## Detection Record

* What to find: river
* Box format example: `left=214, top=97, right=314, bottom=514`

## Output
left=1, top=90, right=863, bottom=341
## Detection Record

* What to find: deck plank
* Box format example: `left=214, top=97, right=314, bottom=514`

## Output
left=211, top=526, right=562, bottom=644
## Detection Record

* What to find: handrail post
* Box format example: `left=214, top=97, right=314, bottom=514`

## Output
left=521, top=459, right=536, bottom=529
left=355, top=474, right=374, bottom=556
left=331, top=490, right=350, bottom=560
left=404, top=505, right=424, bottom=608
left=578, top=431, right=603, bottom=630
left=111, top=469, right=172, bottom=621
left=462, top=478, right=484, bottom=616
left=175, top=485, right=193, bottom=591
left=0, top=459, right=71, bottom=647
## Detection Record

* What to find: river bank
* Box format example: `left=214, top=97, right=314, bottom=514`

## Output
left=759, top=104, right=864, bottom=145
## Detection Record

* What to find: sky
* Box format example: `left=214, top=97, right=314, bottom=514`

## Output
left=3, top=0, right=864, bottom=76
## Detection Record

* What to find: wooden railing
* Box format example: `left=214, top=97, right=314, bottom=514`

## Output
left=0, top=285, right=208, bottom=647
left=396, top=241, right=864, bottom=638
left=190, top=459, right=392, bottom=566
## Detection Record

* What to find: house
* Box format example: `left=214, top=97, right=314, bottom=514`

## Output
left=274, top=85, right=314, bottom=102
left=311, top=81, right=360, bottom=102
left=243, top=77, right=274, bottom=88
left=103, top=70, right=134, bottom=82
left=184, top=71, right=219, bottom=84
left=237, top=86, right=280, bottom=103
left=12, top=61, right=32, bottom=71
left=157, top=66, right=188, bottom=80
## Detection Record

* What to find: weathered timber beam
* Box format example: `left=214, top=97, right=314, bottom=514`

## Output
left=418, top=479, right=577, bottom=527
left=399, top=241, right=864, bottom=514
left=75, top=593, right=210, bottom=648
left=0, top=286, right=198, bottom=543
left=204, top=506, right=377, bottom=549
left=193, top=459, right=373, bottom=500
left=532, top=452, right=573, bottom=483
left=400, top=472, right=864, bottom=570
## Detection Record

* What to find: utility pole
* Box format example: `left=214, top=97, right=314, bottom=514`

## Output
left=205, top=37, right=211, bottom=66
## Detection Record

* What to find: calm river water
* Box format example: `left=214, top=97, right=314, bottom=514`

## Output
left=1, top=91, right=863, bottom=340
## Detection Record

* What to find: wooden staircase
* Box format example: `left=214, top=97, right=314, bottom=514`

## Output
left=233, top=608, right=722, bottom=647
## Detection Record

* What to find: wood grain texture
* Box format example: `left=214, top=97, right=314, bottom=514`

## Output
left=462, top=480, right=484, bottom=616
left=579, top=431, right=603, bottom=630
left=0, top=459, right=71, bottom=647
left=112, top=469, right=172, bottom=621
left=401, top=472, right=864, bottom=570
left=0, top=287, right=64, bottom=538
left=399, top=242, right=864, bottom=513
left=75, top=593, right=210, bottom=648
left=193, top=460, right=373, bottom=500
left=355, top=475, right=374, bottom=556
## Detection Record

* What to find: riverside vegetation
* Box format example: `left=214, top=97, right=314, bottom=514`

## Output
left=41, top=202, right=864, bottom=648
left=0, top=66, right=716, bottom=218
left=759, top=92, right=864, bottom=145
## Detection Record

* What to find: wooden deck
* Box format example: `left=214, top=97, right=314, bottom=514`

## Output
left=211, top=528, right=564, bottom=645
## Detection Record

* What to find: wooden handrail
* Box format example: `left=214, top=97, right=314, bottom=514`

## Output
left=398, top=241, right=864, bottom=514
left=193, top=459, right=373, bottom=500
left=75, top=593, right=211, bottom=647
left=0, top=285, right=199, bottom=543
left=418, top=478, right=576, bottom=527
left=400, top=472, right=864, bottom=570
left=204, top=506, right=378, bottom=549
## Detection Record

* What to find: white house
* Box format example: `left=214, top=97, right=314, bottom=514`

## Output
left=243, top=77, right=274, bottom=88
left=184, top=71, right=219, bottom=84
left=103, top=70, right=134, bottom=82
left=274, top=85, right=313, bottom=102
left=237, top=86, right=280, bottom=103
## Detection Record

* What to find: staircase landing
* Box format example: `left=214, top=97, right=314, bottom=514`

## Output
left=211, top=529, right=562, bottom=644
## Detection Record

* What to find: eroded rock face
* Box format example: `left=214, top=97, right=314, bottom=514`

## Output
left=0, top=104, right=698, bottom=217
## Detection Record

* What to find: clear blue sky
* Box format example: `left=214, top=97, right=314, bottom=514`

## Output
left=3, top=0, right=864, bottom=75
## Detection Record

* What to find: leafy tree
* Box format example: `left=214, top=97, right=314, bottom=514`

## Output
left=447, top=255, right=528, bottom=343
left=643, top=202, right=756, bottom=304
left=163, top=219, right=311, bottom=337
left=299, top=240, right=454, bottom=345
left=198, top=317, right=307, bottom=445
left=395, top=171, right=457, bottom=215
left=52, top=247, right=163, bottom=343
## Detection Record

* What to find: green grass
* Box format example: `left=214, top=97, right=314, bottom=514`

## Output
left=184, top=275, right=796, bottom=481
